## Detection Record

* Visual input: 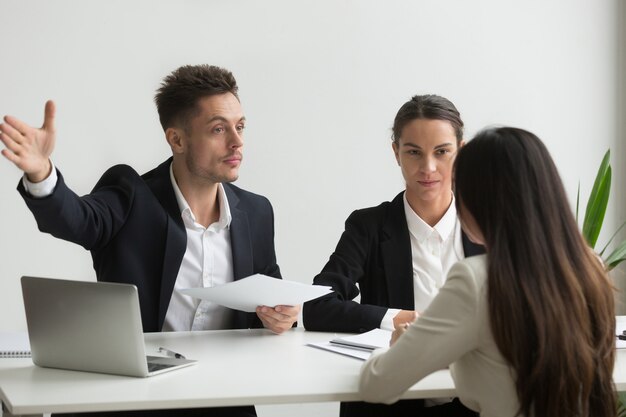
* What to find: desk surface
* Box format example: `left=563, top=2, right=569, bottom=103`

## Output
left=2, top=327, right=626, bottom=416
left=0, top=328, right=455, bottom=415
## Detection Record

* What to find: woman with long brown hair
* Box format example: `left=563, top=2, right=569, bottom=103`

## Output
left=359, top=127, right=616, bottom=417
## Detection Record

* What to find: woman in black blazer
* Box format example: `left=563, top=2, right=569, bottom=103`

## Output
left=303, top=94, right=483, bottom=417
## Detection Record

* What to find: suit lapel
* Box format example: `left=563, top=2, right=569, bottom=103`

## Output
left=381, top=192, right=415, bottom=310
left=223, top=184, right=255, bottom=329
left=224, top=184, right=254, bottom=280
left=462, top=232, right=486, bottom=257
left=143, top=159, right=186, bottom=330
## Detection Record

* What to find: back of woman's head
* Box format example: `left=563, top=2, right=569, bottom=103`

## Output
left=454, top=127, right=616, bottom=417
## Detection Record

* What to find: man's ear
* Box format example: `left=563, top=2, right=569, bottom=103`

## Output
left=166, top=127, right=185, bottom=154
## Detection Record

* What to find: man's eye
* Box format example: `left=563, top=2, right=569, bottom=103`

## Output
left=213, top=127, right=225, bottom=134
left=236, top=124, right=245, bottom=132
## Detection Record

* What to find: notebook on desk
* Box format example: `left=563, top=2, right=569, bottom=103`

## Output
left=21, top=276, right=196, bottom=377
left=0, top=331, right=31, bottom=358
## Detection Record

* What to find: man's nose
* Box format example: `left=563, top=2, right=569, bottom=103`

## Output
left=229, top=129, right=243, bottom=148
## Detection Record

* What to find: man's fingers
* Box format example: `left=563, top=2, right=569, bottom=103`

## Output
left=3, top=115, right=31, bottom=138
left=257, top=313, right=282, bottom=333
left=274, top=304, right=300, bottom=317
left=42, top=100, right=55, bottom=131
left=256, top=307, right=295, bottom=334
left=1, top=148, right=20, bottom=164
left=0, top=131, right=23, bottom=154
left=0, top=122, right=25, bottom=144
left=257, top=307, right=287, bottom=321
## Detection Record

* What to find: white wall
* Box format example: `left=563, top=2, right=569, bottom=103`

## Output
left=0, top=1, right=622, bottom=414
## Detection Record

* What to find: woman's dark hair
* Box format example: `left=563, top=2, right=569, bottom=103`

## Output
left=454, top=127, right=616, bottom=417
left=154, top=64, right=239, bottom=132
left=391, top=94, right=463, bottom=145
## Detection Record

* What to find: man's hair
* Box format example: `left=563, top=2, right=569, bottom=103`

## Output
left=391, top=94, right=463, bottom=145
left=154, top=64, right=239, bottom=132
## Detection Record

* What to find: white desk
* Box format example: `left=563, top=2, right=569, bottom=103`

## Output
left=0, top=328, right=455, bottom=416
left=3, top=327, right=626, bottom=416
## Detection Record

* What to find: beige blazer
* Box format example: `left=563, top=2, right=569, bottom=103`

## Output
left=359, top=254, right=520, bottom=417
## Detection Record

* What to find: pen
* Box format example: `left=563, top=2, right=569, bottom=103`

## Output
left=158, top=347, right=186, bottom=359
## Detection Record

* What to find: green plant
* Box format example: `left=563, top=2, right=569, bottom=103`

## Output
left=576, top=149, right=626, bottom=270
left=578, top=150, right=626, bottom=413
left=619, top=392, right=626, bottom=417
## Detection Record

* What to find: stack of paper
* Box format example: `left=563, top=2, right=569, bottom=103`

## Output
left=329, top=328, right=392, bottom=351
left=0, top=331, right=31, bottom=358
left=308, top=328, right=392, bottom=361
left=616, top=316, right=626, bottom=349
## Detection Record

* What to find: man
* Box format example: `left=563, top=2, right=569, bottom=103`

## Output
left=0, top=64, right=299, bottom=417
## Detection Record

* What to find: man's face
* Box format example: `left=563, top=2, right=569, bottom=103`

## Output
left=175, top=92, right=245, bottom=186
left=392, top=118, right=459, bottom=206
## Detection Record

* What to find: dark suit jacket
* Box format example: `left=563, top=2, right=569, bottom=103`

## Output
left=18, top=158, right=281, bottom=332
left=303, top=191, right=484, bottom=333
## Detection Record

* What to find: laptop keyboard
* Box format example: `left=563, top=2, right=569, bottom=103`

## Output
left=147, top=362, right=175, bottom=372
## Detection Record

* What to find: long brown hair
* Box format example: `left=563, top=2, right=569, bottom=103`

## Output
left=454, top=127, right=616, bottom=417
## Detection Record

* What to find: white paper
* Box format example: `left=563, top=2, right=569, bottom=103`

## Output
left=617, top=316, right=626, bottom=349
left=307, top=341, right=373, bottom=361
left=0, top=331, right=31, bottom=358
left=178, top=274, right=332, bottom=312
left=330, top=328, right=392, bottom=351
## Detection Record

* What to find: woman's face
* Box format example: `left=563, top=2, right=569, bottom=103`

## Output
left=393, top=118, right=460, bottom=207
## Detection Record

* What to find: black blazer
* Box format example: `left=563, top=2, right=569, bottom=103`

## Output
left=303, top=191, right=484, bottom=333
left=18, top=158, right=281, bottom=332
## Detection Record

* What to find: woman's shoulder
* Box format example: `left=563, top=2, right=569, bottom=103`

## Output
left=347, top=191, right=404, bottom=222
left=460, top=253, right=487, bottom=270
left=449, top=254, right=488, bottom=287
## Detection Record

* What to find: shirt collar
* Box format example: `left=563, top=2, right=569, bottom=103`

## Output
left=169, top=163, right=232, bottom=229
left=403, top=192, right=457, bottom=243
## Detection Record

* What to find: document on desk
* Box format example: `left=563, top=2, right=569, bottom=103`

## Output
left=0, top=331, right=31, bottom=358
left=617, top=316, right=626, bottom=349
left=178, top=274, right=333, bottom=312
left=307, top=328, right=392, bottom=361
left=307, top=341, right=373, bottom=361
left=329, top=328, right=392, bottom=351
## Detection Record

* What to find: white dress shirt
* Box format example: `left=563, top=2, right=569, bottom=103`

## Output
left=162, top=164, right=235, bottom=331
left=381, top=193, right=463, bottom=330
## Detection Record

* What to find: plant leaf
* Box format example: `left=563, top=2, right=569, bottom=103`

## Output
left=605, top=238, right=626, bottom=270
left=599, top=221, right=626, bottom=256
left=582, top=150, right=611, bottom=248
left=576, top=182, right=580, bottom=224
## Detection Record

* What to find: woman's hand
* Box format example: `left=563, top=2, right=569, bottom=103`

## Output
left=390, top=310, right=418, bottom=346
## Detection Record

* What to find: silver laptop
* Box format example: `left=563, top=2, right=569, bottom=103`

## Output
left=21, top=276, right=196, bottom=377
